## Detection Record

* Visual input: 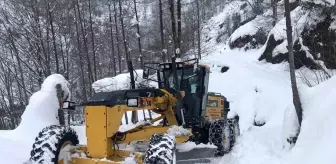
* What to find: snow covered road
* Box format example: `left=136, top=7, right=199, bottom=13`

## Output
left=219, top=125, right=284, bottom=164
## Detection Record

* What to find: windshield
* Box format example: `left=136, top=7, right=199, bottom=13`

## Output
left=187, top=75, right=198, bottom=94
left=163, top=69, right=183, bottom=90
left=161, top=65, right=200, bottom=94
left=183, top=67, right=198, bottom=94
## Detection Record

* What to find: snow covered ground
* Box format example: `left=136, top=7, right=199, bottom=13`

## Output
left=201, top=44, right=336, bottom=164
left=282, top=75, right=336, bottom=164
left=1, top=43, right=335, bottom=163
left=200, top=45, right=292, bottom=164
left=0, top=74, right=72, bottom=163
left=0, top=41, right=335, bottom=163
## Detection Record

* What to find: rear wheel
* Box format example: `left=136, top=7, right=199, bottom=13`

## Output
left=227, top=118, right=240, bottom=148
left=29, top=125, right=79, bottom=164
left=233, top=118, right=240, bottom=138
left=209, top=120, right=232, bottom=157
left=144, top=134, right=176, bottom=164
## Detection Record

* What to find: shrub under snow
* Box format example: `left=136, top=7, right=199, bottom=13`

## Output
left=9, top=74, right=70, bottom=141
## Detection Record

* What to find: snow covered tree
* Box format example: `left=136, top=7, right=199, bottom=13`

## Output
left=284, top=0, right=303, bottom=143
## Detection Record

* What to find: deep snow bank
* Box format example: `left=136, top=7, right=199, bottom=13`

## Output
left=198, top=45, right=293, bottom=164
left=201, top=46, right=293, bottom=133
left=7, top=74, right=70, bottom=141
left=92, top=69, right=147, bottom=92
left=0, top=74, right=71, bottom=164
left=282, top=75, right=336, bottom=164
left=202, top=43, right=335, bottom=164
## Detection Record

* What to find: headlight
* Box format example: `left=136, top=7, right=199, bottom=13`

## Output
left=127, top=98, right=138, bottom=107
left=62, top=101, right=76, bottom=110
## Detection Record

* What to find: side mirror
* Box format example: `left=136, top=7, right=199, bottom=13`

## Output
left=62, top=101, right=76, bottom=111
left=224, top=101, right=230, bottom=112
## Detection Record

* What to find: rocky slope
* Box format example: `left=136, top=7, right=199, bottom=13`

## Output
left=202, top=0, right=336, bottom=70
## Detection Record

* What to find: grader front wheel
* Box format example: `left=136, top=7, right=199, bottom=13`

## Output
left=28, top=125, right=79, bottom=164
left=144, top=134, right=176, bottom=164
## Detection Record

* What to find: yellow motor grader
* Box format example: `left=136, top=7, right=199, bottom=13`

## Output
left=27, top=58, right=239, bottom=164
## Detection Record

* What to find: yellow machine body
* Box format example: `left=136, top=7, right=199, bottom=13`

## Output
left=28, top=59, right=237, bottom=164
left=205, top=94, right=228, bottom=120
left=60, top=89, right=191, bottom=164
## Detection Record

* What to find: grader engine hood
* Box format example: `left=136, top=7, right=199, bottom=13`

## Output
left=85, top=88, right=165, bottom=107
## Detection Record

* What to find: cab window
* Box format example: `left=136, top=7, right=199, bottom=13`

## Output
left=207, top=100, right=218, bottom=107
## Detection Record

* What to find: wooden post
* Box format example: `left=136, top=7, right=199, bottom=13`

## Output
left=128, top=60, right=138, bottom=124
left=56, top=84, right=65, bottom=125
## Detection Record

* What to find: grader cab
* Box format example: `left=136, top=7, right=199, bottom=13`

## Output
left=27, top=58, right=239, bottom=164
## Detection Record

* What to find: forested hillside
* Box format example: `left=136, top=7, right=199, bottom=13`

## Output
left=0, top=0, right=226, bottom=129
left=1, top=0, right=335, bottom=130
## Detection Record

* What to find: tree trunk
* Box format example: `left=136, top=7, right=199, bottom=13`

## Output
left=56, top=84, right=65, bottom=125
left=6, top=29, right=29, bottom=105
left=74, top=3, right=88, bottom=101
left=76, top=0, right=94, bottom=96
left=45, top=12, right=51, bottom=73
left=58, top=28, right=67, bottom=77
left=109, top=3, right=117, bottom=76
left=47, top=2, right=60, bottom=74
left=88, top=0, right=97, bottom=81
left=169, top=0, right=177, bottom=58
left=128, top=60, right=137, bottom=124
left=118, top=0, right=131, bottom=124
left=32, top=0, right=51, bottom=76
left=113, top=1, right=122, bottom=74
left=272, top=0, right=277, bottom=26
left=177, top=0, right=182, bottom=58
left=196, top=0, right=201, bottom=60
left=119, top=0, right=137, bottom=123
left=9, top=50, right=24, bottom=103
left=118, top=0, right=129, bottom=62
left=133, top=0, right=143, bottom=68
left=284, top=0, right=303, bottom=128
left=159, top=0, right=166, bottom=62
left=64, top=36, right=71, bottom=79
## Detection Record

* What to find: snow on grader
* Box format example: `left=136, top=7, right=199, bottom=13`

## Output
left=27, top=58, right=240, bottom=164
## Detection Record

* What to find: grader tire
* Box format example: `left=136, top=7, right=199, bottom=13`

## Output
left=233, top=118, right=240, bottom=138
left=227, top=118, right=240, bottom=148
left=209, top=120, right=233, bottom=157
left=28, top=125, right=79, bottom=164
left=144, top=134, right=176, bottom=164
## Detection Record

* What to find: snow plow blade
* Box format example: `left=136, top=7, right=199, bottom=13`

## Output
left=176, top=147, right=216, bottom=163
